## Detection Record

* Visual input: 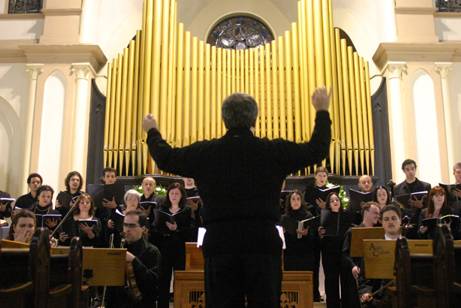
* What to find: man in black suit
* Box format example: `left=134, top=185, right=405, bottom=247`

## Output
left=142, top=88, right=331, bottom=308
left=394, top=159, right=431, bottom=238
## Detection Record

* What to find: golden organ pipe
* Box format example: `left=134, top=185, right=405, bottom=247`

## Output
left=205, top=43, right=211, bottom=139
left=104, top=0, right=376, bottom=177
left=198, top=40, right=205, bottom=141
left=254, top=47, right=261, bottom=136
left=175, top=23, right=184, bottom=146
left=353, top=53, right=364, bottom=174
left=284, top=30, right=294, bottom=141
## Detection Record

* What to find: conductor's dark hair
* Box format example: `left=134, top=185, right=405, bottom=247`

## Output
left=64, top=171, right=83, bottom=192
left=27, top=173, right=43, bottom=184
left=125, top=209, right=148, bottom=228
left=401, top=159, right=417, bottom=170
left=380, top=204, right=401, bottom=220
left=221, top=93, right=258, bottom=129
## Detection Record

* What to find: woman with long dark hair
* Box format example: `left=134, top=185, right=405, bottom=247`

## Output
left=319, top=191, right=353, bottom=308
left=153, top=182, right=191, bottom=308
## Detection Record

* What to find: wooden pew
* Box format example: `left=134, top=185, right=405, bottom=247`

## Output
left=0, top=230, right=86, bottom=308
left=0, top=237, right=38, bottom=308
left=176, top=242, right=313, bottom=308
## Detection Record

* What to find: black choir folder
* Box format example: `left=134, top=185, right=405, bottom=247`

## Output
left=77, top=219, right=99, bottom=228
left=140, top=200, right=157, bottom=210
left=157, top=208, right=186, bottom=224
left=36, top=213, right=62, bottom=228
left=348, top=189, right=374, bottom=211
left=296, top=216, right=320, bottom=239
left=421, top=214, right=460, bottom=231
left=313, top=185, right=340, bottom=202
left=395, top=191, right=428, bottom=208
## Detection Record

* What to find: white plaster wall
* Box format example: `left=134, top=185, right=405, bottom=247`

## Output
left=448, top=63, right=461, bottom=172
left=0, top=18, right=43, bottom=40
left=80, top=0, right=143, bottom=62
left=412, top=71, right=442, bottom=185
left=0, top=64, right=29, bottom=197
left=0, top=0, right=7, bottom=14
left=0, top=101, right=10, bottom=191
left=38, top=72, right=66, bottom=192
left=435, top=17, right=461, bottom=41
left=332, top=0, right=397, bottom=93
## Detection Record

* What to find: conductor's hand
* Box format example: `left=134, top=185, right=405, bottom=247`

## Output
left=143, top=114, right=158, bottom=132
left=352, top=265, right=361, bottom=279
left=312, top=87, right=331, bottom=111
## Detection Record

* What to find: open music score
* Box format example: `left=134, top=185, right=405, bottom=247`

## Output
left=363, top=239, right=433, bottom=280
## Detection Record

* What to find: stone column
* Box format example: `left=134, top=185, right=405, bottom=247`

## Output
left=23, top=64, right=43, bottom=192
left=70, top=63, right=95, bottom=177
left=385, top=62, right=407, bottom=182
left=435, top=62, right=454, bottom=178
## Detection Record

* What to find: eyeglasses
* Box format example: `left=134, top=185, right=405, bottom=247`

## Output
left=123, top=223, right=141, bottom=229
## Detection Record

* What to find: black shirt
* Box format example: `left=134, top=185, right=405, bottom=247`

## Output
left=147, top=111, right=331, bottom=256
left=15, top=192, right=37, bottom=210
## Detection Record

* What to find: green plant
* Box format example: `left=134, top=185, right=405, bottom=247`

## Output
left=134, top=184, right=167, bottom=197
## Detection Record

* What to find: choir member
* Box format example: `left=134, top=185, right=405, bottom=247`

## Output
left=31, top=185, right=61, bottom=235
left=418, top=186, right=455, bottom=239
left=319, top=192, right=353, bottom=308
left=372, top=185, right=392, bottom=211
left=358, top=205, right=402, bottom=307
left=15, top=173, right=43, bottom=210
left=8, top=209, right=36, bottom=243
left=140, top=176, right=158, bottom=223
left=55, top=171, right=84, bottom=215
left=153, top=182, right=191, bottom=308
left=280, top=190, right=316, bottom=296
left=447, top=162, right=461, bottom=213
left=106, top=209, right=161, bottom=308
left=304, top=166, right=328, bottom=301
left=358, top=175, right=374, bottom=193
left=0, top=191, right=13, bottom=225
left=59, top=193, right=101, bottom=247
left=393, top=159, right=431, bottom=238
left=183, top=177, right=203, bottom=241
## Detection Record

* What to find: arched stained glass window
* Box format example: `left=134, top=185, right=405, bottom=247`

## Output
left=207, top=15, right=274, bottom=50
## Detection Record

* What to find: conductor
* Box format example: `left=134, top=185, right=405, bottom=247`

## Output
left=143, top=88, right=331, bottom=308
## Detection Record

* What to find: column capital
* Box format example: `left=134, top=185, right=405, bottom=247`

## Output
left=434, top=62, right=453, bottom=79
left=71, top=63, right=96, bottom=81
left=25, top=63, right=44, bottom=80
left=384, top=62, right=407, bottom=80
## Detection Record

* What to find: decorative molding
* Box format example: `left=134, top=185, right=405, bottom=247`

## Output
left=434, top=62, right=453, bottom=79
left=20, top=44, right=107, bottom=72
left=41, top=8, right=82, bottom=16
left=384, top=62, right=408, bottom=80
left=434, top=12, right=461, bottom=17
left=373, top=42, right=461, bottom=71
left=71, top=63, right=96, bottom=80
left=0, top=13, right=44, bottom=19
left=25, top=63, right=44, bottom=80
left=395, top=7, right=435, bottom=15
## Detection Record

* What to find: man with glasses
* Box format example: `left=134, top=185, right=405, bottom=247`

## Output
left=106, top=210, right=161, bottom=308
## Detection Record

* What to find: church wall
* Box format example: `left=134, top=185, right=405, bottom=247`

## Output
left=435, top=15, right=461, bottom=41
left=80, top=0, right=143, bottom=64
left=178, top=0, right=293, bottom=44
left=332, top=0, right=397, bottom=94
left=0, top=15, right=43, bottom=41
left=0, top=63, right=29, bottom=196
left=448, top=63, right=461, bottom=175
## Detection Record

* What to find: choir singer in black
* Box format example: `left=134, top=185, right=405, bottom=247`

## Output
left=143, top=87, right=331, bottom=308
